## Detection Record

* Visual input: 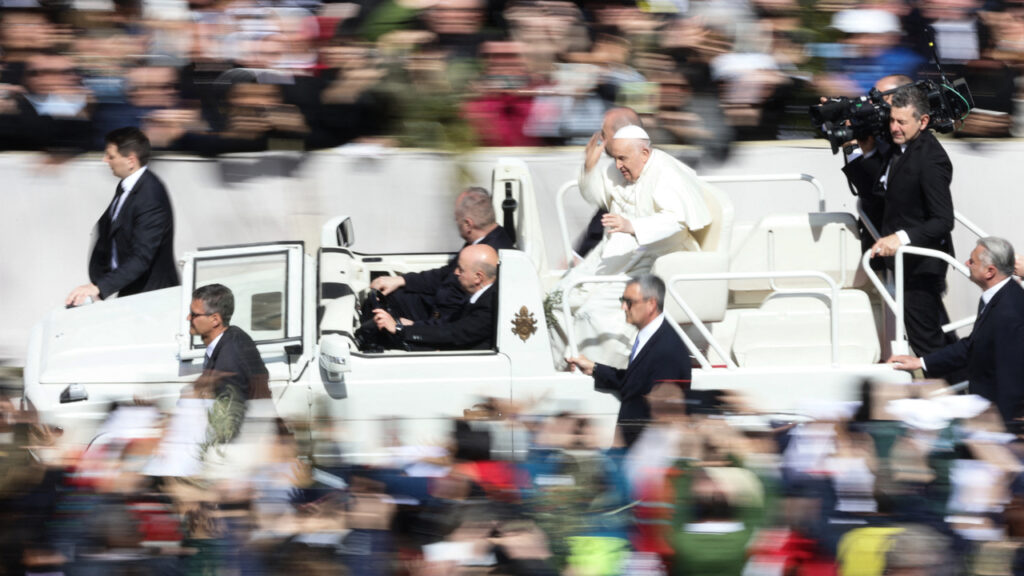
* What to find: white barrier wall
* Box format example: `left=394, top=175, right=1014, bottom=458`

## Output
left=4, top=139, right=1024, bottom=363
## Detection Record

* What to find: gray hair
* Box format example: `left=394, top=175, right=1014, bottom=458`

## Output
left=630, top=274, right=665, bottom=311
left=192, top=283, right=235, bottom=325
left=890, top=85, right=930, bottom=120
left=456, top=187, right=496, bottom=228
left=977, top=236, right=1016, bottom=277
left=478, top=261, right=497, bottom=280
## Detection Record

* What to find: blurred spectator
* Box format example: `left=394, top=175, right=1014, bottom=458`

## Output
left=174, top=73, right=310, bottom=154
left=0, top=50, right=93, bottom=154
left=816, top=9, right=925, bottom=97
left=463, top=40, right=539, bottom=146
left=309, top=40, right=394, bottom=148
left=92, top=59, right=185, bottom=137
left=0, top=8, right=70, bottom=85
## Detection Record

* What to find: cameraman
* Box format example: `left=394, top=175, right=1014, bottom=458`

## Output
left=844, top=83, right=957, bottom=358
left=841, top=74, right=910, bottom=261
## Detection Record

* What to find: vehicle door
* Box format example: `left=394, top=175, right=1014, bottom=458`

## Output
left=179, top=242, right=312, bottom=406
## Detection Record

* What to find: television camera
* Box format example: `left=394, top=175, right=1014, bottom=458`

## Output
left=810, top=77, right=973, bottom=154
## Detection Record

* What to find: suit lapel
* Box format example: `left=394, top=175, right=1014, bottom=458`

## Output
left=975, top=282, right=1011, bottom=333
left=206, top=326, right=231, bottom=370
left=110, top=171, right=146, bottom=234
left=626, top=322, right=665, bottom=374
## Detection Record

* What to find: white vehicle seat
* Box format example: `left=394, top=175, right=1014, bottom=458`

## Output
left=731, top=290, right=880, bottom=366
left=726, top=211, right=878, bottom=367
left=651, top=178, right=735, bottom=323
left=729, top=212, right=865, bottom=292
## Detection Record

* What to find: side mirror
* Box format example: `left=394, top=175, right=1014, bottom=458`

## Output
left=319, top=334, right=352, bottom=383
left=337, top=218, right=354, bottom=248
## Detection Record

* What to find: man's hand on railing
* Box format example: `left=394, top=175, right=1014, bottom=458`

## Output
left=566, top=355, right=595, bottom=376
left=870, top=234, right=903, bottom=258
left=887, top=354, right=922, bottom=372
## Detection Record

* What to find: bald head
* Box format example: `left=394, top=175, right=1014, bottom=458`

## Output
left=601, top=107, right=641, bottom=146
left=455, top=244, right=499, bottom=294
left=876, top=74, right=913, bottom=103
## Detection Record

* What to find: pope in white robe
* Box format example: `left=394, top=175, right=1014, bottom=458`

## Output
left=551, top=125, right=712, bottom=368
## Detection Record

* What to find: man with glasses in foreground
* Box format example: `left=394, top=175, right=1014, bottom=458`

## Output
left=189, top=283, right=270, bottom=406
left=567, top=275, right=691, bottom=447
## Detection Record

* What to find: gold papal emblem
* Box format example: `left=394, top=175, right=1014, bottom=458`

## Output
left=511, top=306, right=538, bottom=342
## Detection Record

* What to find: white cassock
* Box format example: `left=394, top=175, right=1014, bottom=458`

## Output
left=551, top=148, right=712, bottom=368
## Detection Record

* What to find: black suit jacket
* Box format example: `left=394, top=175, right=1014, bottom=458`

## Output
left=400, top=282, right=497, bottom=350
left=924, top=280, right=1024, bottom=423
left=205, top=325, right=271, bottom=401
left=403, top=225, right=514, bottom=322
left=843, top=131, right=955, bottom=280
left=592, top=320, right=692, bottom=446
left=88, top=169, right=179, bottom=299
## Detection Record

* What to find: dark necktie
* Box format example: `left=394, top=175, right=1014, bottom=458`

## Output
left=110, top=182, right=125, bottom=219
left=977, top=297, right=986, bottom=322
left=203, top=352, right=213, bottom=371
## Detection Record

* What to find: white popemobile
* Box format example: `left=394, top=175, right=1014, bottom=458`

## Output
left=23, top=158, right=940, bottom=461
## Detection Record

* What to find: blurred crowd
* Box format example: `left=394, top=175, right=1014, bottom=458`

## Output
left=2, top=0, right=1024, bottom=160
left=6, top=378, right=1024, bottom=576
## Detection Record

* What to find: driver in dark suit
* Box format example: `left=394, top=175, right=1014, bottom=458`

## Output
left=567, top=274, right=692, bottom=447
left=889, top=237, right=1024, bottom=425
left=66, top=127, right=179, bottom=306
left=368, top=187, right=513, bottom=324
left=369, top=244, right=499, bottom=351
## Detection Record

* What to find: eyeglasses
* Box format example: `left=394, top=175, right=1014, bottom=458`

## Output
left=188, top=311, right=215, bottom=318
left=619, top=296, right=646, bottom=309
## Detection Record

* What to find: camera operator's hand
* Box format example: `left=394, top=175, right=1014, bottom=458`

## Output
left=857, top=134, right=876, bottom=154
left=870, top=234, right=903, bottom=258
left=370, top=275, right=405, bottom=296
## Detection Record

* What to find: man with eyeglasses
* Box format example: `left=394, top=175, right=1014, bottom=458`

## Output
left=189, top=283, right=270, bottom=404
left=567, top=274, right=691, bottom=447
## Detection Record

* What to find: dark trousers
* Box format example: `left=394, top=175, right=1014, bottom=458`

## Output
left=903, top=277, right=968, bottom=382
left=903, top=282, right=954, bottom=358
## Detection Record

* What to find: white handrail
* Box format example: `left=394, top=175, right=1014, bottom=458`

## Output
left=555, top=181, right=578, bottom=269
left=860, top=246, right=971, bottom=352
left=954, top=209, right=989, bottom=240
left=560, top=270, right=842, bottom=368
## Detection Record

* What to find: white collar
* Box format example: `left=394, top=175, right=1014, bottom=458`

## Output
left=121, top=165, right=147, bottom=194
left=469, top=282, right=493, bottom=304
left=982, top=277, right=1013, bottom=306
